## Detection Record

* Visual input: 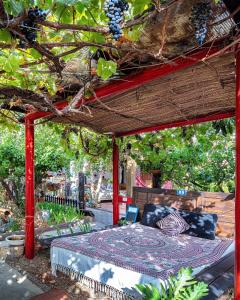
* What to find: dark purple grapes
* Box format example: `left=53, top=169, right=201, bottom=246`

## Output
left=28, top=7, right=47, bottom=22
left=104, top=0, right=129, bottom=40
left=19, top=6, right=47, bottom=47
left=190, top=1, right=211, bottom=46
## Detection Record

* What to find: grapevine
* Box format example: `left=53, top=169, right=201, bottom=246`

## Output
left=190, top=1, right=211, bottom=46
left=19, top=7, right=47, bottom=48
left=104, top=0, right=129, bottom=40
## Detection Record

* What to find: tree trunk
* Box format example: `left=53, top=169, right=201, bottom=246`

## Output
left=0, top=179, right=17, bottom=204
left=90, top=166, right=104, bottom=207
left=126, top=156, right=137, bottom=197
left=152, top=172, right=162, bottom=188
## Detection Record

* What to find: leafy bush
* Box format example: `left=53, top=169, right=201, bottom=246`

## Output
left=37, top=202, right=84, bottom=225
left=136, top=267, right=208, bottom=300
left=118, top=218, right=132, bottom=226
left=78, top=222, right=92, bottom=233
left=8, top=220, right=21, bottom=232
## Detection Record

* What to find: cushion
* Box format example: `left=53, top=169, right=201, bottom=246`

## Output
left=156, top=211, right=190, bottom=236
left=141, top=204, right=218, bottom=240
left=141, top=204, right=176, bottom=227
left=178, top=210, right=218, bottom=240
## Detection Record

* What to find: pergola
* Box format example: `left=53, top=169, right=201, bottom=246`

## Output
left=23, top=43, right=240, bottom=297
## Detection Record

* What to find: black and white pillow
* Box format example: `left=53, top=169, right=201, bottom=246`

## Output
left=156, top=211, right=190, bottom=237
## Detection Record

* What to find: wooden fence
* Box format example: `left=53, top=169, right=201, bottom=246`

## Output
left=132, top=187, right=235, bottom=238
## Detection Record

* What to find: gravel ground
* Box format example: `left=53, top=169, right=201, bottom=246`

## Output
left=6, top=249, right=110, bottom=300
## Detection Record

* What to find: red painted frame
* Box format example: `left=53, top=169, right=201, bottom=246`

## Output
left=24, top=45, right=238, bottom=297
left=25, top=118, right=35, bottom=259
left=235, top=47, right=240, bottom=300
left=25, top=46, right=228, bottom=122
left=112, top=136, right=119, bottom=224
left=118, top=195, right=132, bottom=205
left=117, top=112, right=234, bottom=137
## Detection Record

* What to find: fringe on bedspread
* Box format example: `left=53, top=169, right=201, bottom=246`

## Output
left=52, top=263, right=134, bottom=300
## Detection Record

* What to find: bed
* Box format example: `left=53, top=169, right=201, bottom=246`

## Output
left=51, top=223, right=233, bottom=299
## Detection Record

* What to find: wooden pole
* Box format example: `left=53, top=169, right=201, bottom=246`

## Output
left=235, top=46, right=240, bottom=299
left=25, top=118, right=35, bottom=259
left=112, top=136, right=119, bottom=225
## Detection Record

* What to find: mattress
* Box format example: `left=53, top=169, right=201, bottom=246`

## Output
left=51, top=224, right=233, bottom=299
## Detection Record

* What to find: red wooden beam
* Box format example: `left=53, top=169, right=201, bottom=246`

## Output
left=25, top=46, right=228, bottom=122
left=235, top=47, right=240, bottom=300
left=25, top=118, right=35, bottom=259
left=112, top=136, right=119, bottom=225
left=25, top=101, right=67, bottom=121
left=117, top=112, right=235, bottom=137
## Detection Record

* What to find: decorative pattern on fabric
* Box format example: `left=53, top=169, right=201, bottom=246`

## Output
left=156, top=211, right=190, bottom=236
left=52, top=224, right=233, bottom=280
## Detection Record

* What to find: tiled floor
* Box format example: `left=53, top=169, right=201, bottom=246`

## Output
left=100, top=202, right=126, bottom=214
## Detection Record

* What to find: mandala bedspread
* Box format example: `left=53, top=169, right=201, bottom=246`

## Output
left=51, top=224, right=232, bottom=280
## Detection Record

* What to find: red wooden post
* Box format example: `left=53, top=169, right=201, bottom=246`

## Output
left=25, top=118, right=35, bottom=259
left=235, top=46, right=240, bottom=299
left=112, top=136, right=119, bottom=225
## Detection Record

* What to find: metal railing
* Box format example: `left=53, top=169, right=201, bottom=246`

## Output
left=44, top=195, right=84, bottom=210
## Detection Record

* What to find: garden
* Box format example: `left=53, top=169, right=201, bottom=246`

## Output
left=0, top=0, right=238, bottom=299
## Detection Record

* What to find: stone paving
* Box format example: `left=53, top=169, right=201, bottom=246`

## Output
left=0, top=241, right=43, bottom=300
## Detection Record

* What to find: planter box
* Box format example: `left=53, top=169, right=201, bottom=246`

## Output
left=37, top=222, right=106, bottom=247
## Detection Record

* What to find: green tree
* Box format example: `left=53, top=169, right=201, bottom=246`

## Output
left=0, top=124, right=71, bottom=208
left=58, top=119, right=235, bottom=193
left=122, top=119, right=235, bottom=192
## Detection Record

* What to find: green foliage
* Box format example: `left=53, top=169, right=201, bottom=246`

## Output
left=8, top=220, right=21, bottom=232
left=60, top=125, right=112, bottom=169
left=37, top=202, right=84, bottom=224
left=79, top=221, right=92, bottom=233
left=135, top=267, right=209, bottom=300
left=0, top=125, right=71, bottom=207
left=118, top=218, right=131, bottom=226
left=122, top=119, right=235, bottom=193
left=97, top=58, right=117, bottom=80
left=0, top=0, right=153, bottom=93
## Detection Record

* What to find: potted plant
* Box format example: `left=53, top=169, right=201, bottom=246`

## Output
left=118, top=218, right=132, bottom=226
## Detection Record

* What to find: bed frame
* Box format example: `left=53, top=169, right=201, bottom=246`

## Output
left=196, top=251, right=234, bottom=299
left=132, top=187, right=235, bottom=238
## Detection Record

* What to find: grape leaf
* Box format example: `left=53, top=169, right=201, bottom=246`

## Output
left=0, top=29, right=12, bottom=42
left=97, top=58, right=117, bottom=80
left=55, top=0, right=79, bottom=6
left=0, top=53, right=20, bottom=73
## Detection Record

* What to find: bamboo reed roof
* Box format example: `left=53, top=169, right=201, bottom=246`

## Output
left=50, top=51, right=235, bottom=135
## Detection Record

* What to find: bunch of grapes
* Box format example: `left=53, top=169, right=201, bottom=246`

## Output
left=190, top=1, right=211, bottom=46
left=104, top=0, right=129, bottom=40
left=19, top=6, right=47, bottom=47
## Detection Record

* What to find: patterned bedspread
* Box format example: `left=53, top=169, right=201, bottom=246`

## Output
left=52, top=224, right=232, bottom=280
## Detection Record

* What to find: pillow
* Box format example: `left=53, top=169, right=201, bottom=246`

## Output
left=178, top=210, right=218, bottom=240
left=156, top=211, right=190, bottom=236
left=141, top=204, right=176, bottom=227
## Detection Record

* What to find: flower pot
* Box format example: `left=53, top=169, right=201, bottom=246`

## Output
left=5, top=235, right=25, bottom=246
